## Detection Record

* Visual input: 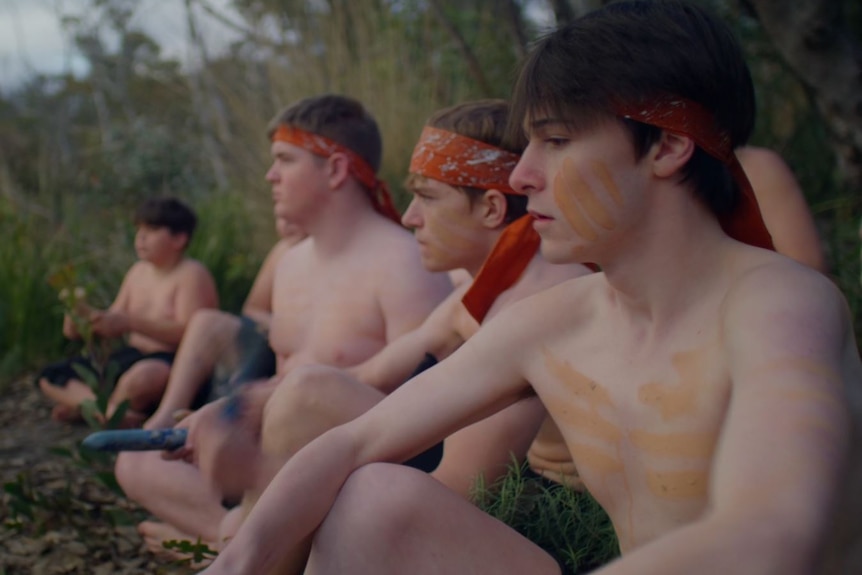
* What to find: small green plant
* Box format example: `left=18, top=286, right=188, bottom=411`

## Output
left=472, top=460, right=620, bottom=574
left=48, top=265, right=130, bottom=430
left=161, top=537, right=220, bottom=567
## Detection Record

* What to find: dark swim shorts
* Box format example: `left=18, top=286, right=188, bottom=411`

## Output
left=402, top=353, right=445, bottom=472
left=35, top=346, right=175, bottom=389
left=205, top=315, right=278, bottom=403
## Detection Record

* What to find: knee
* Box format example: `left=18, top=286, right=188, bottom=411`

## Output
left=186, top=308, right=229, bottom=334
left=317, top=464, right=423, bottom=545
left=262, top=366, right=344, bottom=435
left=115, top=363, right=168, bottom=402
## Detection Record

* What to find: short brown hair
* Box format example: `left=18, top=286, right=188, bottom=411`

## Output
left=267, top=94, right=382, bottom=175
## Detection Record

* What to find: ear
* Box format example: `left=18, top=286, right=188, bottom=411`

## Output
left=651, top=131, right=695, bottom=180
left=475, top=189, right=508, bottom=229
left=170, top=231, right=190, bottom=252
left=326, top=152, right=352, bottom=190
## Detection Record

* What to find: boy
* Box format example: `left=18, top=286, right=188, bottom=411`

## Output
left=114, top=93, right=451, bottom=550
left=36, top=196, right=218, bottom=425
left=200, top=3, right=862, bottom=574
left=142, top=215, right=306, bottom=432
left=174, top=100, right=591, bottom=571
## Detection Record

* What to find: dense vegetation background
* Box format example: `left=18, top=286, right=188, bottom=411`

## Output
left=0, top=0, right=860, bottom=385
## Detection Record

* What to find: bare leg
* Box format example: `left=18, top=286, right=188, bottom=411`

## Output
left=215, top=365, right=387, bottom=575
left=306, top=463, right=562, bottom=575
left=115, top=450, right=226, bottom=543
left=145, top=310, right=242, bottom=430
left=108, top=359, right=171, bottom=427
left=38, top=377, right=94, bottom=422
left=137, top=520, right=215, bottom=567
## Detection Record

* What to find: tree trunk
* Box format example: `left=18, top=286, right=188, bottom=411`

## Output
left=748, top=0, right=862, bottom=190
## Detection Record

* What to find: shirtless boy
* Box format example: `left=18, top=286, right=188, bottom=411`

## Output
left=142, top=216, right=306, bottom=432
left=177, top=100, right=591, bottom=570
left=113, top=93, right=451, bottom=550
left=200, top=3, right=862, bottom=574
left=36, top=196, right=218, bottom=425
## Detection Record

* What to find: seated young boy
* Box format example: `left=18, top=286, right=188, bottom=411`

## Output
left=198, top=3, right=862, bottom=575
left=143, top=215, right=307, bottom=431
left=36, top=196, right=219, bottom=425
left=168, top=99, right=592, bottom=571
left=113, top=93, right=452, bottom=551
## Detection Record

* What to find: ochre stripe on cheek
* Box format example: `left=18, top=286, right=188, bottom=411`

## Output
left=592, top=161, right=623, bottom=206
left=553, top=160, right=598, bottom=241
left=566, top=160, right=615, bottom=230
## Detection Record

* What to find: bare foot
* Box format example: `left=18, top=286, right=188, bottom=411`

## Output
left=51, top=404, right=83, bottom=423
left=138, top=520, right=215, bottom=567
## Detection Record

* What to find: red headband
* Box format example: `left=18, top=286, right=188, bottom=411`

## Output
left=272, top=125, right=402, bottom=225
left=614, top=96, right=773, bottom=250
left=409, top=126, right=521, bottom=195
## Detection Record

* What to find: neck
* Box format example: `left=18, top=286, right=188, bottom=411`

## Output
left=596, top=189, right=734, bottom=331
left=150, top=253, right=185, bottom=274
left=464, top=227, right=506, bottom=277
left=306, top=182, right=390, bottom=256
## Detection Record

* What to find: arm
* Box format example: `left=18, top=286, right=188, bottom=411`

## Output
left=739, top=147, right=828, bottom=272
left=377, top=248, right=453, bottom=342
left=241, top=239, right=293, bottom=328
left=432, top=394, right=547, bottom=498
left=204, top=309, right=536, bottom=575
left=349, top=287, right=466, bottom=393
left=596, top=265, right=858, bottom=575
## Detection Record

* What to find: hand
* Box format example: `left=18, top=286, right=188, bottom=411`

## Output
left=89, top=310, right=130, bottom=338
left=165, top=399, right=261, bottom=500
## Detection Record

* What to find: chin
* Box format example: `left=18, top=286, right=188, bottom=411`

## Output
left=544, top=241, right=599, bottom=266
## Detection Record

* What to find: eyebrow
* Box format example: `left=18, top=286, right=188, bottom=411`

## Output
left=525, top=117, right=567, bottom=134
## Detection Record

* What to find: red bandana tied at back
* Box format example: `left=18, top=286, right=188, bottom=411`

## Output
left=272, top=125, right=402, bottom=225
left=409, top=126, right=539, bottom=323
left=614, top=97, right=773, bottom=250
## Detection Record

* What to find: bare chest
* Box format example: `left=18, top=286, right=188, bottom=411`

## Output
left=269, top=263, right=387, bottom=370
left=529, top=333, right=731, bottom=549
left=126, top=277, right=179, bottom=321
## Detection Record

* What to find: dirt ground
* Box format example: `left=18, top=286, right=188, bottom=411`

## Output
left=0, top=376, right=196, bottom=575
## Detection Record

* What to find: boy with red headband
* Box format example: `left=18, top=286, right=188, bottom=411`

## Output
left=114, top=94, right=451, bottom=554
left=199, top=3, right=861, bottom=575
left=171, top=99, right=591, bottom=571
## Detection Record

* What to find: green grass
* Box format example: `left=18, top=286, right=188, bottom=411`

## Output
left=472, top=461, right=620, bottom=574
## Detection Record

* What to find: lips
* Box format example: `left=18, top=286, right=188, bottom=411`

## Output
left=528, top=209, right=553, bottom=221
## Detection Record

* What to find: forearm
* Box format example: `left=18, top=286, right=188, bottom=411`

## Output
left=208, top=428, right=360, bottom=574
left=596, top=512, right=817, bottom=575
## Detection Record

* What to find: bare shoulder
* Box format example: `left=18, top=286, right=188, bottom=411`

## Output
left=737, top=147, right=800, bottom=197
left=175, top=257, right=216, bottom=282
left=721, top=252, right=854, bottom=364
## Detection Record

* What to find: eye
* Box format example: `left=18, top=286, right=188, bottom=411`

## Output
left=545, top=136, right=569, bottom=147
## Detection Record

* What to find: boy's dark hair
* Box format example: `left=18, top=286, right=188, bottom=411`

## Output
left=413, top=99, right=527, bottom=224
left=267, top=94, right=382, bottom=176
left=134, top=197, right=197, bottom=245
left=509, top=0, right=755, bottom=217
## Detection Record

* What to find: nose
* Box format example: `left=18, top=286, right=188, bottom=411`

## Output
left=401, top=197, right=423, bottom=229
left=509, top=145, right=542, bottom=196
left=265, top=163, right=278, bottom=183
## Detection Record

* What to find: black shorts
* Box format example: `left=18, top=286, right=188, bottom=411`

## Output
left=35, top=346, right=175, bottom=389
